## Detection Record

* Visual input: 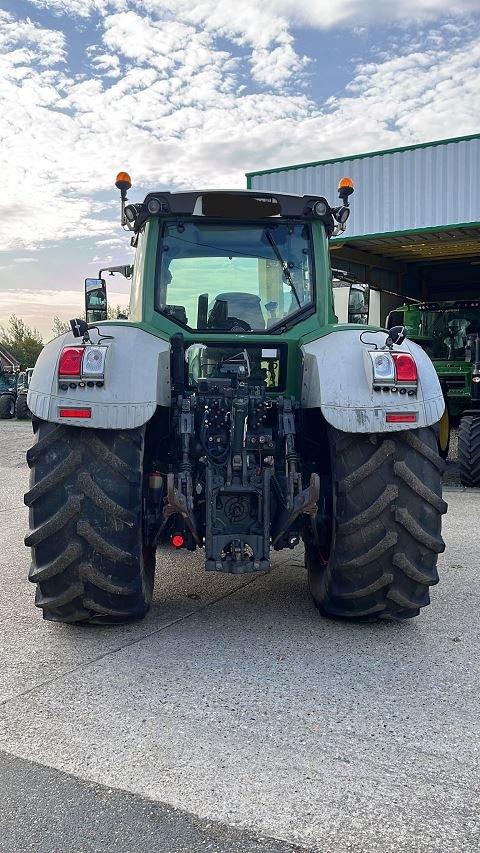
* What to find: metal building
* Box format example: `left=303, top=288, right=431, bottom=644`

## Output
left=246, top=133, right=480, bottom=324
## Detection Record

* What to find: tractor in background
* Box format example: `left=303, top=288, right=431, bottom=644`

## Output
left=387, top=301, right=480, bottom=483
left=15, top=368, right=33, bottom=419
left=0, top=344, right=19, bottom=419
left=0, top=368, right=18, bottom=419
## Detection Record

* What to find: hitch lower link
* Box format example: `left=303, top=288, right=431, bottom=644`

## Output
left=272, top=399, right=319, bottom=546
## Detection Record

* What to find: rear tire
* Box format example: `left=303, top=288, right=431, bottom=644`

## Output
left=305, top=425, right=447, bottom=621
left=458, top=415, right=480, bottom=487
left=0, top=394, right=15, bottom=419
left=15, top=394, right=30, bottom=419
left=25, top=419, right=155, bottom=624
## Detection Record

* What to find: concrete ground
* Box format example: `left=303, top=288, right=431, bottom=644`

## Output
left=0, top=420, right=479, bottom=852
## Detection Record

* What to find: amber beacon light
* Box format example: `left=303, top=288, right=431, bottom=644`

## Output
left=115, top=171, right=132, bottom=192
left=337, top=176, right=355, bottom=205
left=115, top=171, right=132, bottom=226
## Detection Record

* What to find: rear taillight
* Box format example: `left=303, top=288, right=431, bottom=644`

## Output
left=370, top=352, right=395, bottom=382
left=58, top=345, right=107, bottom=379
left=59, top=347, right=84, bottom=376
left=82, top=346, right=107, bottom=377
left=368, top=350, right=418, bottom=386
left=58, top=408, right=91, bottom=418
left=386, top=413, right=417, bottom=424
left=392, top=353, right=417, bottom=382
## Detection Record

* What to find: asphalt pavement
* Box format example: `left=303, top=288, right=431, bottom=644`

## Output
left=0, top=420, right=479, bottom=853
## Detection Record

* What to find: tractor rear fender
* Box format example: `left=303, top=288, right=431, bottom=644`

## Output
left=27, top=325, right=170, bottom=429
left=301, top=329, right=444, bottom=432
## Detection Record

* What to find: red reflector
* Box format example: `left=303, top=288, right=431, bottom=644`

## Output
left=172, top=534, right=184, bottom=548
left=386, top=413, right=417, bottom=423
left=392, top=353, right=417, bottom=382
left=59, top=408, right=91, bottom=418
left=59, top=347, right=84, bottom=376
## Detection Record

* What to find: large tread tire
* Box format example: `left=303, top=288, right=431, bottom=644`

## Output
left=0, top=394, right=15, bottom=419
left=25, top=419, right=155, bottom=624
left=458, top=415, right=480, bottom=487
left=15, top=394, right=30, bottom=420
left=306, top=425, right=447, bottom=621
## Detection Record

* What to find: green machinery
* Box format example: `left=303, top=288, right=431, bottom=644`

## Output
left=24, top=175, right=447, bottom=625
left=387, top=301, right=480, bottom=484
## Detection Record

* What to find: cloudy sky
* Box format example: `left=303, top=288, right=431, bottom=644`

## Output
left=1, top=0, right=480, bottom=340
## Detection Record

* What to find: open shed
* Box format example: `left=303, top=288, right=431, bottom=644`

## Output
left=246, top=133, right=480, bottom=325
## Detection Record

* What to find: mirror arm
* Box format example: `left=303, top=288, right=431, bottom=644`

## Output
left=98, top=265, right=132, bottom=280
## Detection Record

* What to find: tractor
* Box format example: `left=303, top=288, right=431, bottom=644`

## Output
left=0, top=368, right=18, bottom=419
left=15, top=368, right=33, bottom=419
left=24, top=174, right=447, bottom=624
left=387, top=301, right=480, bottom=484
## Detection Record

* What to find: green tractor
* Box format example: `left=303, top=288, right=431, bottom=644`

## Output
left=24, top=174, right=447, bottom=625
left=387, top=301, right=480, bottom=484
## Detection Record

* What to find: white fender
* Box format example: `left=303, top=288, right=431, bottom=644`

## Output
left=28, top=325, right=170, bottom=429
left=301, top=329, right=444, bottom=432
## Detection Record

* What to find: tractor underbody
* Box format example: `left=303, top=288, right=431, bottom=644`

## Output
left=152, top=379, right=319, bottom=574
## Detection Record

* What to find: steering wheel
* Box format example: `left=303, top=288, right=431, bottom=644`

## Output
left=224, top=317, right=252, bottom=332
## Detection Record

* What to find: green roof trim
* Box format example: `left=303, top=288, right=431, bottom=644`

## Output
left=245, top=131, right=480, bottom=181
left=331, top=219, right=480, bottom=245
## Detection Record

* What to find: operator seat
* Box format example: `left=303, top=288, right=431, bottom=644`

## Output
left=208, top=292, right=265, bottom=330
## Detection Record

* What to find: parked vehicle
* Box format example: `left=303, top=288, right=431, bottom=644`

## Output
left=387, top=300, right=480, bottom=476
left=25, top=175, right=446, bottom=624
left=15, top=368, right=33, bottom=419
left=0, top=370, right=18, bottom=419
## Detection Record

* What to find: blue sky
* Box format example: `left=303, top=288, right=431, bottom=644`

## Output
left=1, top=0, right=480, bottom=339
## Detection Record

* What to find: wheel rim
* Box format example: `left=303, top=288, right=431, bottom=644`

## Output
left=439, top=407, right=450, bottom=453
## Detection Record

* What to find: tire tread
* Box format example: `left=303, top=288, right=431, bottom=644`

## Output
left=25, top=421, right=153, bottom=624
left=306, top=425, right=446, bottom=621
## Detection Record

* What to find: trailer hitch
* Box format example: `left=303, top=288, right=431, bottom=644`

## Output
left=156, top=472, right=201, bottom=546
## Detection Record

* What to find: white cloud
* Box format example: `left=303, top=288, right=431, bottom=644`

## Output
left=0, top=1, right=479, bottom=263
left=22, top=0, right=480, bottom=33
left=0, top=9, right=66, bottom=64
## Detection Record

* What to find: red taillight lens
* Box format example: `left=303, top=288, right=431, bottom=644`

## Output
left=392, top=353, right=417, bottom=382
left=172, top=534, right=184, bottom=548
left=386, top=413, right=417, bottom=423
left=59, top=347, right=84, bottom=376
left=58, top=408, right=91, bottom=418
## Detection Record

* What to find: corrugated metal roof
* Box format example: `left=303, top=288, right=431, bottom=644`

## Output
left=331, top=224, right=480, bottom=263
left=247, top=134, right=480, bottom=240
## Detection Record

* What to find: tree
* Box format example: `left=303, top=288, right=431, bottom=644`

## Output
left=107, top=304, right=129, bottom=319
left=52, top=316, right=70, bottom=337
left=0, top=316, right=43, bottom=368
left=51, top=306, right=129, bottom=337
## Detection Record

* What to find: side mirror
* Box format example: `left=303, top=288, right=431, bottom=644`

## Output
left=85, top=278, right=107, bottom=323
left=348, top=284, right=369, bottom=325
